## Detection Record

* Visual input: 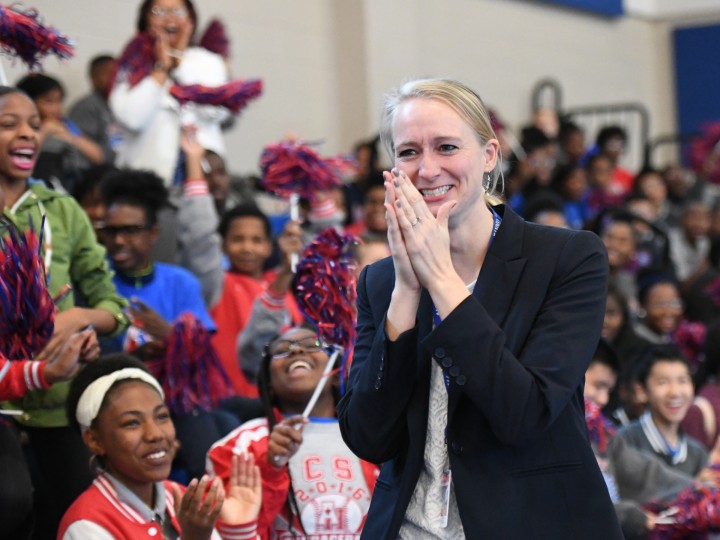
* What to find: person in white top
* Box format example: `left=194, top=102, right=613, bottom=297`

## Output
left=110, top=0, right=229, bottom=186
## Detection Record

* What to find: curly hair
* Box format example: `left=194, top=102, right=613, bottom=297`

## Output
left=101, top=169, right=169, bottom=226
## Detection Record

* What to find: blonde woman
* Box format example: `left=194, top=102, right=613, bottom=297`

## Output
left=338, top=79, right=622, bottom=539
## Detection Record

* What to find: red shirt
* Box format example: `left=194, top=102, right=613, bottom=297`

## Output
left=211, top=271, right=302, bottom=397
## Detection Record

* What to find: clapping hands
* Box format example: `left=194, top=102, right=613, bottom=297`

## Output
left=172, top=454, right=261, bottom=540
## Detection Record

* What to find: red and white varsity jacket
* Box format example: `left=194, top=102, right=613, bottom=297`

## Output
left=58, top=472, right=258, bottom=539
left=0, top=356, right=48, bottom=401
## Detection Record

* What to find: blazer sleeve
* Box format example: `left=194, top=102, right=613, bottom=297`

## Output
left=337, top=263, right=418, bottom=464
left=423, top=230, right=608, bottom=445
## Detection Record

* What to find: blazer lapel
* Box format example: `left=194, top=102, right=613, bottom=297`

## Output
left=447, top=206, right=528, bottom=420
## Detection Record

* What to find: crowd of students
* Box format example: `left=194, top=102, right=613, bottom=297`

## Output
left=1, top=1, right=720, bottom=539
left=495, top=106, right=720, bottom=537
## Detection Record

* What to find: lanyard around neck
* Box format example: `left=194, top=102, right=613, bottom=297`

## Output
left=433, top=207, right=502, bottom=391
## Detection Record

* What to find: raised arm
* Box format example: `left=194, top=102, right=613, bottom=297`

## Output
left=176, top=130, right=224, bottom=307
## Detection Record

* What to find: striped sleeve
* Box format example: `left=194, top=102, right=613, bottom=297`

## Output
left=0, top=356, right=50, bottom=401
left=184, top=179, right=210, bottom=197
left=215, top=520, right=258, bottom=540
left=258, top=288, right=286, bottom=311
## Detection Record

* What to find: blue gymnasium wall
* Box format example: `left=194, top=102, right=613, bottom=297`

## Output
left=673, top=24, right=720, bottom=136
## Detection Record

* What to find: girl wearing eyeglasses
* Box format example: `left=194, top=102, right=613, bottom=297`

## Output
left=206, top=325, right=379, bottom=540
left=97, top=165, right=241, bottom=482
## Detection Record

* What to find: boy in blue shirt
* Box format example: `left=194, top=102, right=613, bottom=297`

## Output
left=97, top=167, right=235, bottom=479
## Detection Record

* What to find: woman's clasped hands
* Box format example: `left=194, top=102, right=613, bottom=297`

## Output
left=383, top=168, right=457, bottom=293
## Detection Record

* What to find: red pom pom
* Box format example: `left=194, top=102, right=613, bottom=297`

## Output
left=144, top=313, right=233, bottom=415
left=111, top=32, right=155, bottom=89
left=584, top=398, right=616, bottom=454
left=648, top=485, right=720, bottom=538
left=0, top=217, right=55, bottom=359
left=705, top=276, right=720, bottom=308
left=260, top=141, right=354, bottom=200
left=295, top=228, right=358, bottom=351
left=688, top=121, right=720, bottom=185
left=170, top=79, right=263, bottom=115
left=198, top=18, right=230, bottom=59
left=672, top=320, right=706, bottom=371
left=0, top=5, right=74, bottom=69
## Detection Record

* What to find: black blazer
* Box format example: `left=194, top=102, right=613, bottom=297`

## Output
left=338, top=205, right=623, bottom=539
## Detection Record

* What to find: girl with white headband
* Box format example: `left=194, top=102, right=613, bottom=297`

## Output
left=59, top=354, right=261, bottom=540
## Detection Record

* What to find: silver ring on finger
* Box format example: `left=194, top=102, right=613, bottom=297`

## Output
left=411, top=217, right=421, bottom=228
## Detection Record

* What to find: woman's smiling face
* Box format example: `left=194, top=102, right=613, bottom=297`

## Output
left=391, top=97, right=497, bottom=229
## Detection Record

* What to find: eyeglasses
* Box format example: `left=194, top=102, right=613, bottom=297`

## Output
left=97, top=225, right=151, bottom=239
left=150, top=6, right=188, bottom=18
left=270, top=336, right=325, bottom=359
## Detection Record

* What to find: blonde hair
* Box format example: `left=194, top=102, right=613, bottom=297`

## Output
left=379, top=78, right=504, bottom=202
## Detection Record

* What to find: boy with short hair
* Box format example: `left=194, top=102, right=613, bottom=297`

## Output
left=585, top=339, right=620, bottom=410
left=584, top=342, right=695, bottom=540
left=211, top=205, right=303, bottom=398
left=616, top=346, right=707, bottom=477
left=68, top=54, right=120, bottom=164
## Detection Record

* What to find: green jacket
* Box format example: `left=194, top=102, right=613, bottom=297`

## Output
left=2, top=181, right=129, bottom=427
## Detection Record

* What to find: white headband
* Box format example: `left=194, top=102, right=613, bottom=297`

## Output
left=76, top=368, right=165, bottom=432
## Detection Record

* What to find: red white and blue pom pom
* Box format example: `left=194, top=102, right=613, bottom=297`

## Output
left=689, top=121, right=720, bottom=185
left=144, top=312, right=232, bottom=415
left=260, top=141, right=354, bottom=201
left=295, top=228, right=358, bottom=391
left=647, top=484, right=720, bottom=539
left=111, top=32, right=155, bottom=89
left=324, top=153, right=360, bottom=181
left=0, top=217, right=55, bottom=359
left=672, top=320, right=707, bottom=371
left=170, top=79, right=263, bottom=115
left=198, top=18, right=230, bottom=59
left=584, top=397, right=616, bottom=454
left=706, top=276, right=720, bottom=308
left=0, top=4, right=74, bottom=69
